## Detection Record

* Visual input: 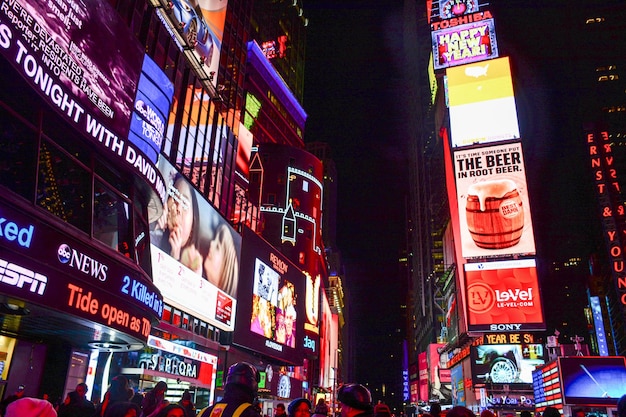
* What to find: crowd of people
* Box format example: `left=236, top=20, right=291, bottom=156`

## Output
left=0, top=376, right=196, bottom=417
left=3, top=362, right=626, bottom=417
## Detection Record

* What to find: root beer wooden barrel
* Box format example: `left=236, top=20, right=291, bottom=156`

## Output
left=466, top=179, right=524, bottom=249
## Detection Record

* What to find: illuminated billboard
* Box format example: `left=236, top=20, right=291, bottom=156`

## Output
left=447, top=57, right=520, bottom=147
left=0, top=0, right=170, bottom=207
left=465, top=259, right=545, bottom=332
left=559, top=356, right=626, bottom=406
left=150, top=158, right=241, bottom=331
left=233, top=227, right=306, bottom=365
left=150, top=0, right=227, bottom=88
left=432, top=18, right=498, bottom=70
left=470, top=343, right=544, bottom=385
left=454, top=142, right=536, bottom=259
left=0, top=199, right=162, bottom=343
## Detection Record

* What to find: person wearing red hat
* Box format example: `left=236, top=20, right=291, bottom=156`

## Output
left=6, top=397, right=57, bottom=417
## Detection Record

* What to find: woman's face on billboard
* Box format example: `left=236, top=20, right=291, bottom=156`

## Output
left=167, top=178, right=194, bottom=244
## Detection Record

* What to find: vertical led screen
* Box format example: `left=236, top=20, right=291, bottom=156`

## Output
left=447, top=57, right=520, bottom=148
left=233, top=227, right=306, bottom=365
left=450, top=364, right=465, bottom=406
left=0, top=0, right=169, bottom=205
left=429, top=344, right=451, bottom=403
left=465, top=259, right=545, bottom=332
left=589, top=296, right=609, bottom=356
left=454, top=142, right=536, bottom=258
left=150, top=158, right=241, bottom=331
left=128, top=56, right=174, bottom=164
left=432, top=18, right=498, bottom=70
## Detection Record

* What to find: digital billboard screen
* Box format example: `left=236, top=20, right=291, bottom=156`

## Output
left=465, top=259, right=545, bottom=332
left=150, top=0, right=226, bottom=88
left=233, top=227, right=306, bottom=365
left=447, top=57, right=520, bottom=148
left=454, top=142, right=536, bottom=259
left=0, top=0, right=171, bottom=206
left=559, top=356, right=626, bottom=406
left=471, top=343, right=545, bottom=385
left=432, top=18, right=498, bottom=70
left=150, top=158, right=241, bottom=331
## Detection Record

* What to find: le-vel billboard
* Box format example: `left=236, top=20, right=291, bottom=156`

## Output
left=464, top=259, right=545, bottom=332
left=0, top=0, right=173, bottom=214
left=233, top=227, right=307, bottom=365
left=454, top=141, right=536, bottom=259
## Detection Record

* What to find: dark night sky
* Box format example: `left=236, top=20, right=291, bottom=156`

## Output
left=302, top=0, right=408, bottom=388
left=301, top=0, right=619, bottom=399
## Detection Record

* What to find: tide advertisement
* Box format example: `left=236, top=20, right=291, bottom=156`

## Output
left=454, top=142, right=536, bottom=259
left=465, top=259, right=545, bottom=332
left=149, top=157, right=241, bottom=331
left=0, top=198, right=163, bottom=342
left=447, top=57, right=520, bottom=148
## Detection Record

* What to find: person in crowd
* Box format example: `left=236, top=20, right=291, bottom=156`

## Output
left=480, top=410, right=495, bottom=417
left=428, top=404, right=441, bottom=417
left=197, top=362, right=261, bottom=417
left=154, top=404, right=187, bottom=417
left=543, top=407, right=561, bottom=417
left=373, top=402, right=391, bottom=417
left=573, top=410, right=586, bottom=417
left=58, top=382, right=95, bottom=417
left=178, top=390, right=195, bottom=417
left=141, top=381, right=169, bottom=417
left=337, top=383, right=374, bottom=417
left=618, top=394, right=626, bottom=417
left=275, top=404, right=287, bottom=417
left=288, top=398, right=311, bottom=417
left=95, top=375, right=134, bottom=417
left=312, top=399, right=329, bottom=417
left=520, top=411, right=531, bottom=417
left=103, top=401, right=141, bottom=417
left=0, top=385, right=25, bottom=415
left=5, top=397, right=57, bottom=417
left=446, top=407, right=475, bottom=417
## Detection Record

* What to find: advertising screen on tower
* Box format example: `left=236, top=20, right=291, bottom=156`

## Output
left=446, top=57, right=520, bottom=148
left=454, top=142, right=536, bottom=259
left=559, top=356, right=626, bottom=406
left=150, top=158, right=241, bottom=331
left=464, top=259, right=545, bottom=332
left=232, top=227, right=307, bottom=365
left=432, top=18, right=498, bottom=70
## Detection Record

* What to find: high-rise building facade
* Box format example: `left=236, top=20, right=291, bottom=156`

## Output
left=0, top=0, right=338, bottom=410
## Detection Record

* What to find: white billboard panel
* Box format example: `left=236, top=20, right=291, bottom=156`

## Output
left=447, top=57, right=520, bottom=147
